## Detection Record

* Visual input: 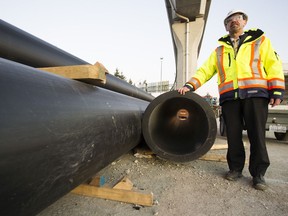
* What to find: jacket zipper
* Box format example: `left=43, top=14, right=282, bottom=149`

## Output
left=228, top=53, right=231, bottom=67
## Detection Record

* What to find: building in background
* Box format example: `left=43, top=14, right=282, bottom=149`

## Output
left=137, top=80, right=173, bottom=97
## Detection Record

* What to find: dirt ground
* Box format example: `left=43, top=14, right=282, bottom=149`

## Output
left=38, top=131, right=288, bottom=216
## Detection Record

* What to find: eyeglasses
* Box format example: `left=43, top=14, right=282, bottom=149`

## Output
left=225, top=14, right=243, bottom=25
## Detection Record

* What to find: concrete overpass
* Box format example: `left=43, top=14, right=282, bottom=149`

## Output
left=165, top=0, right=211, bottom=88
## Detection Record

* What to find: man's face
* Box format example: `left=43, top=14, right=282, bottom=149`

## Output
left=225, top=13, right=247, bottom=33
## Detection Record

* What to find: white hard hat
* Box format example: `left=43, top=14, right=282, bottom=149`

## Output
left=224, top=9, right=248, bottom=25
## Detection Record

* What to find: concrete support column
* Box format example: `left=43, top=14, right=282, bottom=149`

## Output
left=171, top=17, right=205, bottom=89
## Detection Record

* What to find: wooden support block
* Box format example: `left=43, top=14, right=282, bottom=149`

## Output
left=133, top=146, right=154, bottom=158
left=113, top=176, right=133, bottom=190
left=38, top=62, right=107, bottom=84
left=71, top=184, right=153, bottom=206
left=133, top=147, right=154, bottom=155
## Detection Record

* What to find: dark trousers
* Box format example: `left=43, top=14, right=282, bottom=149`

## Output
left=222, top=98, right=270, bottom=177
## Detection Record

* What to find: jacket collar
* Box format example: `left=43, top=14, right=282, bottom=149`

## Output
left=219, top=28, right=264, bottom=45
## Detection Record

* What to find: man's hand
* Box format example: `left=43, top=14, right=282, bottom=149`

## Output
left=178, top=82, right=195, bottom=95
left=177, top=86, right=191, bottom=95
left=270, top=98, right=281, bottom=107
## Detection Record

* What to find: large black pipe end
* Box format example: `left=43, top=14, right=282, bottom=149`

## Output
left=142, top=91, right=217, bottom=162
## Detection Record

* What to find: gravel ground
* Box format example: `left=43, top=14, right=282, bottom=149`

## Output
left=38, top=132, right=288, bottom=216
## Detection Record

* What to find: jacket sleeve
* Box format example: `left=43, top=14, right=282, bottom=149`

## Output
left=188, top=50, right=218, bottom=90
left=261, top=36, right=285, bottom=99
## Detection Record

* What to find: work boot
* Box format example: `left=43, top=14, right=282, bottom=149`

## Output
left=253, top=175, right=268, bottom=191
left=225, top=170, right=243, bottom=181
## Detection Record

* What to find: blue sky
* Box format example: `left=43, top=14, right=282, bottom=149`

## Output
left=1, top=0, right=287, bottom=97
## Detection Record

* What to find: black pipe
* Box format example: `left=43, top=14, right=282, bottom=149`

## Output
left=0, top=19, right=154, bottom=102
left=0, top=58, right=149, bottom=216
left=142, top=91, right=217, bottom=162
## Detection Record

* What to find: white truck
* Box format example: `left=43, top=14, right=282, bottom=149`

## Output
left=266, top=105, right=288, bottom=140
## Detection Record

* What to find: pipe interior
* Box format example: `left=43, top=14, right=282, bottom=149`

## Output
left=148, top=97, right=209, bottom=155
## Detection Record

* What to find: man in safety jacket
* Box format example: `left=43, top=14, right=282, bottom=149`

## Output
left=178, top=9, right=285, bottom=191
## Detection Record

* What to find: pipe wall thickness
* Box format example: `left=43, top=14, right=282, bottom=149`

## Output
left=0, top=19, right=154, bottom=102
left=142, top=91, right=217, bottom=162
left=0, top=58, right=149, bottom=216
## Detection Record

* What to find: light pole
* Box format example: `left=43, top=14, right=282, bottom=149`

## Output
left=160, top=57, right=163, bottom=92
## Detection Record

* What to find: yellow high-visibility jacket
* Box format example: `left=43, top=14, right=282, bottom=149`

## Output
left=188, top=29, right=285, bottom=105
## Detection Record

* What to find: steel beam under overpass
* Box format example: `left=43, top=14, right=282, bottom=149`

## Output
left=165, top=0, right=211, bottom=88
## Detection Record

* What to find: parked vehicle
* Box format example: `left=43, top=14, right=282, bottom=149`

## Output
left=266, top=106, right=288, bottom=140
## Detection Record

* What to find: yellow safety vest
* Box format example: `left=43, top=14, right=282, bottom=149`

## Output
left=188, top=29, right=285, bottom=104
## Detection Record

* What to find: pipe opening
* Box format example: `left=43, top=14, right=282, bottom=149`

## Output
left=148, top=97, right=208, bottom=155
left=142, top=91, right=217, bottom=162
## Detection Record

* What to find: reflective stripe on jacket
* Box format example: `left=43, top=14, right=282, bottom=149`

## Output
left=190, top=29, right=285, bottom=105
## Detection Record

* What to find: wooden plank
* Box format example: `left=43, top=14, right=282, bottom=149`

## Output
left=211, top=142, right=247, bottom=150
left=200, top=153, right=248, bottom=164
left=210, top=144, right=228, bottom=150
left=199, top=154, right=227, bottom=162
left=71, top=184, right=153, bottom=206
left=38, top=62, right=107, bottom=83
left=89, top=176, right=105, bottom=187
